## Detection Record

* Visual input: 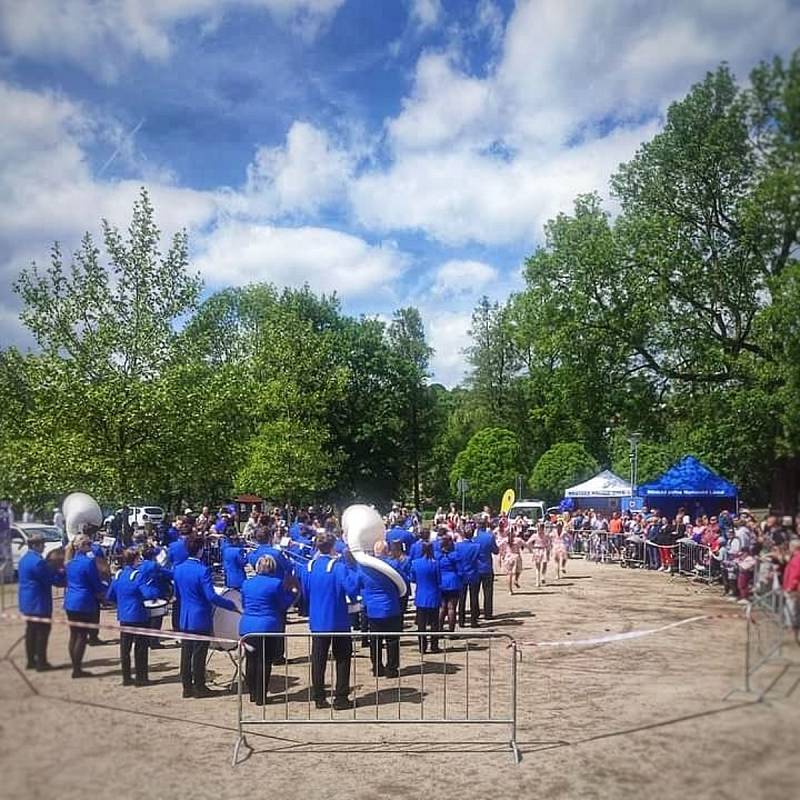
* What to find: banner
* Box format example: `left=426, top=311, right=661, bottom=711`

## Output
left=500, top=489, right=515, bottom=514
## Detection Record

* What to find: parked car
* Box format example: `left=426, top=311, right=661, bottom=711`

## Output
left=507, top=499, right=546, bottom=524
left=128, top=506, right=165, bottom=529
left=8, top=523, right=64, bottom=574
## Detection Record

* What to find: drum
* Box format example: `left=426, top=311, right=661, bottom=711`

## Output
left=144, top=598, right=169, bottom=618
left=211, top=587, right=242, bottom=651
left=346, top=599, right=363, bottom=615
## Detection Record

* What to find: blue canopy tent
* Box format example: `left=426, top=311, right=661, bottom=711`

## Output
left=637, top=456, right=738, bottom=518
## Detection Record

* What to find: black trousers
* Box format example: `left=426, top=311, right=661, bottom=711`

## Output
left=120, top=628, right=149, bottom=683
left=479, top=572, right=494, bottom=620
left=25, top=620, right=51, bottom=668
left=415, top=607, right=440, bottom=652
left=245, top=638, right=279, bottom=704
left=148, top=614, right=164, bottom=647
left=458, top=581, right=481, bottom=627
left=66, top=610, right=94, bottom=674
left=369, top=616, right=401, bottom=674
left=311, top=635, right=352, bottom=700
left=180, top=637, right=210, bottom=691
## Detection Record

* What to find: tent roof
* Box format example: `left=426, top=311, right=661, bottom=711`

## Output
left=565, top=470, right=632, bottom=498
left=637, top=456, right=737, bottom=498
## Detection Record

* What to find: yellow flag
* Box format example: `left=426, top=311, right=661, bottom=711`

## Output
left=500, top=489, right=515, bottom=514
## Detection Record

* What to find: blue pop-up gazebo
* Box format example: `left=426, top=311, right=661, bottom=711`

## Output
left=637, top=456, right=738, bottom=517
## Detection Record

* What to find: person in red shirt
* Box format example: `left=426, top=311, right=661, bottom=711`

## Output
left=782, top=540, right=800, bottom=643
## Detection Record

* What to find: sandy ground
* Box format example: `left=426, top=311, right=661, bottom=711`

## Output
left=1, top=558, right=798, bottom=800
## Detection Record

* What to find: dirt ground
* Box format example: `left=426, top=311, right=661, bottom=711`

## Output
left=1, top=558, right=798, bottom=800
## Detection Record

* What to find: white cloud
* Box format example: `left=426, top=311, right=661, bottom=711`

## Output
left=230, top=121, right=352, bottom=218
left=409, top=0, right=442, bottom=30
left=433, top=260, right=498, bottom=297
left=425, top=310, right=472, bottom=388
left=192, top=221, right=406, bottom=297
left=0, top=0, right=345, bottom=79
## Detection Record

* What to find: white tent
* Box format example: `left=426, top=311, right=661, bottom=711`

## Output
left=565, top=470, right=632, bottom=498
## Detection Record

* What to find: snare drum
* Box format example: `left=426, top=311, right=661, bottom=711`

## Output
left=211, top=587, right=242, bottom=651
left=144, top=598, right=169, bottom=618
left=346, top=597, right=363, bottom=615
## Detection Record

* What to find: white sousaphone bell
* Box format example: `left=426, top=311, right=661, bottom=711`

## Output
left=62, top=492, right=103, bottom=542
left=342, top=504, right=407, bottom=597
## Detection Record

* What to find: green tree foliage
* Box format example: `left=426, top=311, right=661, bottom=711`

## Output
left=529, top=442, right=599, bottom=504
left=449, top=427, right=521, bottom=508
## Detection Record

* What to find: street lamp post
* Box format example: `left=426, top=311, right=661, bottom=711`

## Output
left=628, top=432, right=642, bottom=496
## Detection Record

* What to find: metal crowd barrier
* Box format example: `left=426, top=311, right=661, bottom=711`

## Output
left=676, top=539, right=713, bottom=583
left=738, top=586, right=786, bottom=696
left=621, top=535, right=646, bottom=568
left=585, top=531, right=622, bottom=563
left=233, top=630, right=520, bottom=765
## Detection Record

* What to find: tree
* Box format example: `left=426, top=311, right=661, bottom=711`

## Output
left=450, top=427, right=521, bottom=508
left=529, top=442, right=599, bottom=505
left=388, top=307, right=434, bottom=508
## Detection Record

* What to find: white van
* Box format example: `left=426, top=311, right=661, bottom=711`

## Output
left=507, top=499, right=546, bottom=523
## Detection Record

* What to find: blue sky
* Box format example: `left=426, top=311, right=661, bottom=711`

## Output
left=1, top=0, right=799, bottom=384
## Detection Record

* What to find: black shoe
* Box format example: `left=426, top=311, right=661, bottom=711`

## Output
left=371, top=666, right=386, bottom=677
left=72, top=669, right=92, bottom=679
left=333, top=697, right=351, bottom=711
left=25, top=662, right=35, bottom=670
left=272, top=656, right=287, bottom=666
left=361, top=639, right=370, bottom=648
left=470, top=622, right=479, bottom=628
left=36, top=663, right=53, bottom=672
left=314, top=698, right=330, bottom=709
left=182, top=687, right=194, bottom=698
left=122, top=677, right=134, bottom=686
left=384, top=669, right=399, bottom=679
left=193, top=685, right=214, bottom=698
left=429, top=646, right=441, bottom=654
left=134, top=679, right=150, bottom=687
left=87, top=639, right=105, bottom=647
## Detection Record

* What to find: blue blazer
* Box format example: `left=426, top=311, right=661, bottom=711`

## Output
left=18, top=551, right=64, bottom=617
left=173, top=557, right=237, bottom=633
left=474, top=530, right=499, bottom=575
left=167, top=538, right=189, bottom=566
left=437, top=551, right=463, bottom=592
left=137, top=558, right=173, bottom=597
left=222, top=544, right=248, bottom=589
left=410, top=557, right=441, bottom=609
left=239, top=574, right=295, bottom=636
left=359, top=562, right=401, bottom=619
left=248, top=544, right=292, bottom=579
left=455, top=540, right=481, bottom=585
left=64, top=552, right=106, bottom=614
left=386, top=526, right=416, bottom=554
left=301, top=555, right=361, bottom=632
left=106, top=565, right=160, bottom=625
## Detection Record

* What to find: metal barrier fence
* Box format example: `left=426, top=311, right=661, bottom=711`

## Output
left=676, top=539, right=713, bottom=583
left=584, top=531, right=623, bottom=563
left=739, top=586, right=786, bottom=696
left=233, top=630, right=519, bottom=765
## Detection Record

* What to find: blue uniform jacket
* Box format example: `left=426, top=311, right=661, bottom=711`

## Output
left=387, top=556, right=412, bottom=585
left=386, top=526, right=416, bottom=554
left=239, top=574, right=295, bottom=636
left=408, top=539, right=426, bottom=562
left=301, top=555, right=361, bottom=632
left=106, top=565, right=160, bottom=625
left=18, top=551, right=64, bottom=617
left=248, top=544, right=292, bottom=579
left=474, top=530, right=499, bottom=575
left=138, top=558, right=173, bottom=597
left=410, top=557, right=441, bottom=609
left=167, top=537, right=189, bottom=566
left=222, top=544, right=248, bottom=589
left=64, top=552, right=106, bottom=614
left=437, top=551, right=463, bottom=592
left=333, top=538, right=348, bottom=555
left=173, top=557, right=237, bottom=633
left=359, top=561, right=401, bottom=619
left=455, top=540, right=481, bottom=585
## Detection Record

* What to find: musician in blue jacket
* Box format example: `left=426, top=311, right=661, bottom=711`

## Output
left=248, top=527, right=292, bottom=579
left=410, top=543, right=441, bottom=653
left=387, top=540, right=412, bottom=623
left=301, top=532, right=361, bottom=709
left=408, top=528, right=431, bottom=562
left=474, top=520, right=499, bottom=620
left=222, top=532, right=248, bottom=589
left=138, top=546, right=172, bottom=648
left=437, top=535, right=462, bottom=633
left=361, top=541, right=404, bottom=678
left=386, top=523, right=416, bottom=555
left=456, top=525, right=481, bottom=628
left=64, top=534, right=107, bottom=678
left=173, top=536, right=239, bottom=698
left=106, top=549, right=160, bottom=686
left=240, top=555, right=297, bottom=705
left=18, top=534, right=65, bottom=671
